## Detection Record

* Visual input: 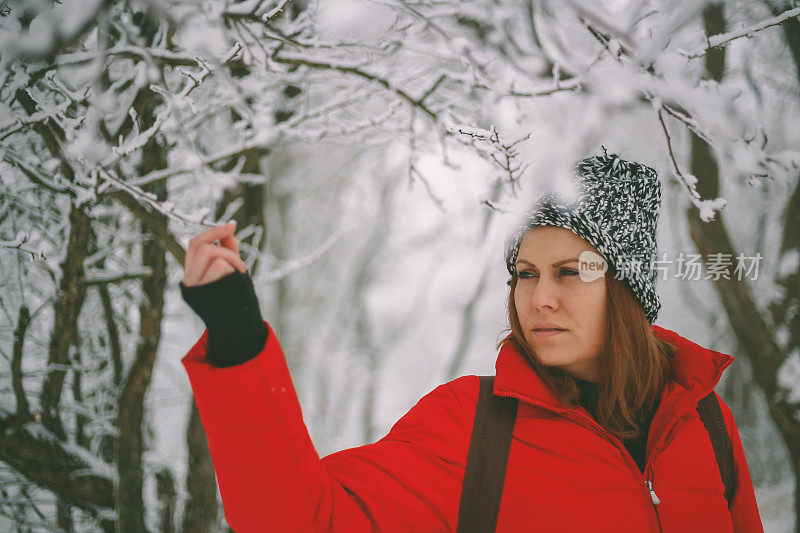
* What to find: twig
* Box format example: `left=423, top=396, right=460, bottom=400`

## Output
left=97, top=168, right=208, bottom=227
left=683, top=7, right=800, bottom=59
left=2, top=150, right=74, bottom=196
left=561, top=0, right=636, bottom=54
left=447, top=124, right=531, bottom=194
left=261, top=226, right=344, bottom=283
left=55, top=46, right=199, bottom=68
left=472, top=77, right=582, bottom=98
left=394, top=0, right=489, bottom=81
left=0, top=233, right=47, bottom=262
left=272, top=54, right=438, bottom=120
left=656, top=106, right=726, bottom=221
left=81, top=268, right=153, bottom=286
left=659, top=103, right=713, bottom=145
left=98, top=42, right=243, bottom=168
left=407, top=107, right=446, bottom=212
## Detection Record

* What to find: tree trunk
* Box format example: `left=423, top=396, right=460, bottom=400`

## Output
left=116, top=140, right=169, bottom=532
left=182, top=403, right=219, bottom=532
left=156, top=467, right=177, bottom=533
left=688, top=3, right=800, bottom=530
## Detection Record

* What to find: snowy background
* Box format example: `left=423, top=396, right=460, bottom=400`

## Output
left=0, top=0, right=798, bottom=530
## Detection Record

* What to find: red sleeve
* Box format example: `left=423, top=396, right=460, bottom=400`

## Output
left=715, top=392, right=764, bottom=533
left=181, top=320, right=475, bottom=532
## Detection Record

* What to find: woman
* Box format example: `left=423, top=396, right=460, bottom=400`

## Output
left=179, top=153, right=763, bottom=532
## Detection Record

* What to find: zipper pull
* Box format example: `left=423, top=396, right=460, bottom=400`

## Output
left=645, top=480, right=661, bottom=506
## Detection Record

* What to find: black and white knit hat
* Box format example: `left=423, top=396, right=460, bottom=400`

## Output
left=504, top=152, right=662, bottom=324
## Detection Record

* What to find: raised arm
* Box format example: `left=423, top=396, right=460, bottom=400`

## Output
left=182, top=324, right=475, bottom=532
left=178, top=222, right=475, bottom=530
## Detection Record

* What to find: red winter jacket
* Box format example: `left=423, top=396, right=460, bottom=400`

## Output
left=182, top=321, right=764, bottom=532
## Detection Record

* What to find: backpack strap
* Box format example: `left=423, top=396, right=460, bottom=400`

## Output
left=696, top=391, right=736, bottom=506
left=457, top=375, right=519, bottom=533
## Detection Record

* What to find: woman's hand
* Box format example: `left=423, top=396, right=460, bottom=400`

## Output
left=182, top=222, right=248, bottom=287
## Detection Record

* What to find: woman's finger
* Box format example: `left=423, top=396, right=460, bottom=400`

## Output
left=184, top=221, right=238, bottom=273
left=184, top=242, right=247, bottom=286
left=196, top=257, right=237, bottom=287
left=218, top=229, right=240, bottom=256
left=195, top=242, right=247, bottom=273
left=187, top=222, right=238, bottom=253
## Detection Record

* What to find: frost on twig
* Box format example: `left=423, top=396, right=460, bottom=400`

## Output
left=570, top=4, right=800, bottom=213
left=100, top=43, right=243, bottom=167
left=96, top=168, right=210, bottom=227
left=0, top=232, right=47, bottom=262
left=445, top=124, right=531, bottom=200
left=682, top=7, right=800, bottom=59
left=656, top=105, right=726, bottom=222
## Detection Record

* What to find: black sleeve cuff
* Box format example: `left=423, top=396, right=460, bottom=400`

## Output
left=180, top=270, right=268, bottom=367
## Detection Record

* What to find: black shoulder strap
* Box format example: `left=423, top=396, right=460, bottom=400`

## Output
left=696, top=391, right=736, bottom=506
left=457, top=375, right=519, bottom=533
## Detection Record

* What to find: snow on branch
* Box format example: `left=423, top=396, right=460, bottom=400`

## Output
left=99, top=43, right=243, bottom=167
left=656, top=104, right=726, bottom=222
left=683, top=7, right=800, bottom=59
left=559, top=0, right=636, bottom=51
left=223, top=0, right=292, bottom=23
left=272, top=54, right=439, bottom=120
left=446, top=124, right=531, bottom=202
left=0, top=0, right=113, bottom=63
left=393, top=0, right=490, bottom=84
left=56, top=46, right=200, bottom=68
left=0, top=231, right=47, bottom=263
left=572, top=10, right=799, bottom=218
left=0, top=413, right=115, bottom=510
left=96, top=168, right=209, bottom=227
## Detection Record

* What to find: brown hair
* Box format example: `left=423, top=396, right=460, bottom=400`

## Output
left=498, top=265, right=676, bottom=440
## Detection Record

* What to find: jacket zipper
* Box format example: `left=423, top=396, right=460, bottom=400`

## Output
left=645, top=465, right=663, bottom=532
left=495, top=389, right=663, bottom=531
left=495, top=355, right=731, bottom=533
left=634, top=357, right=731, bottom=531
left=645, top=480, right=660, bottom=505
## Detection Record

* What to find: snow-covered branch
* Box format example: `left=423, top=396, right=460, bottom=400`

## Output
left=0, top=412, right=115, bottom=512
left=656, top=105, right=726, bottom=222
left=446, top=124, right=531, bottom=198
left=99, top=42, right=243, bottom=167
left=684, top=6, right=800, bottom=59
left=0, top=0, right=113, bottom=62
left=272, top=54, right=440, bottom=120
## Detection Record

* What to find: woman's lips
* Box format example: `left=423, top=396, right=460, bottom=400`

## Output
left=532, top=329, right=567, bottom=338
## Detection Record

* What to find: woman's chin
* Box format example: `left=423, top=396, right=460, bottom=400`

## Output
left=531, top=351, right=565, bottom=367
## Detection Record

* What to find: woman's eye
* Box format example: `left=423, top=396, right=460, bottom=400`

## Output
left=518, top=269, right=577, bottom=280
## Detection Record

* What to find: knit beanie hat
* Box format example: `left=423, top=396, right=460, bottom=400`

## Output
left=504, top=152, right=662, bottom=324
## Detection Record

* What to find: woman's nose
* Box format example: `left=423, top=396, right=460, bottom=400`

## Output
left=531, top=275, right=559, bottom=312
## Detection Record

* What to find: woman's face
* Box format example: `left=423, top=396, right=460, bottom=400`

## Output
left=513, top=226, right=607, bottom=382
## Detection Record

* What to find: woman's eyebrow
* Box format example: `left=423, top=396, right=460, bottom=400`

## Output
left=516, top=258, right=579, bottom=268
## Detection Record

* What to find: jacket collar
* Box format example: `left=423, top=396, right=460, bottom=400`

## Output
left=493, top=324, right=734, bottom=410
